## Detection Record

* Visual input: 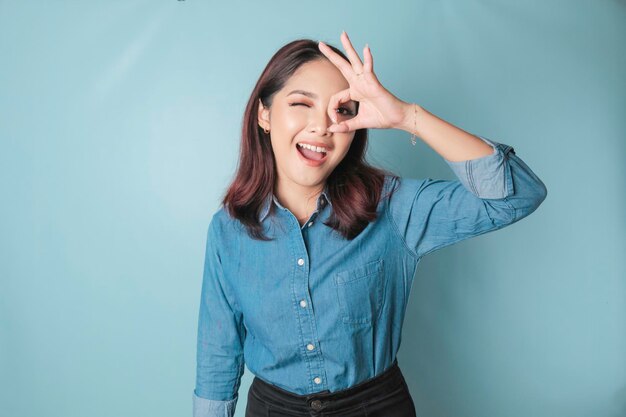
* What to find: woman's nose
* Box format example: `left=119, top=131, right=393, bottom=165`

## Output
left=310, top=110, right=334, bottom=134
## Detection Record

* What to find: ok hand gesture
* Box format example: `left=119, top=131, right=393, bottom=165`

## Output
left=318, top=31, right=411, bottom=133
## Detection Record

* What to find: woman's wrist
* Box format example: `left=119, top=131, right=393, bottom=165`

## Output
left=392, top=101, right=423, bottom=136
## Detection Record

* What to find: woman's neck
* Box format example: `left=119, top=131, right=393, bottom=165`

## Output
left=275, top=180, right=325, bottom=224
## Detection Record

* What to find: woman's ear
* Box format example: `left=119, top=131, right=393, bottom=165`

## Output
left=258, top=98, right=270, bottom=131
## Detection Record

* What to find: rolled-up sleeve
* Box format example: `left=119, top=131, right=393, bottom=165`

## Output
left=388, top=135, right=547, bottom=258
left=444, top=135, right=510, bottom=199
left=192, top=391, right=238, bottom=417
left=193, top=217, right=246, bottom=417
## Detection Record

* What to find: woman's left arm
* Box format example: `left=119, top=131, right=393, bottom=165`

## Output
left=393, top=103, right=548, bottom=218
left=395, top=103, right=497, bottom=162
left=319, top=32, right=548, bottom=257
left=385, top=133, right=547, bottom=259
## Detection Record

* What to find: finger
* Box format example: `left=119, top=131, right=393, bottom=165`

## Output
left=328, top=119, right=360, bottom=134
left=340, top=31, right=364, bottom=74
left=328, top=121, right=350, bottom=133
left=327, top=88, right=352, bottom=124
left=363, top=43, right=373, bottom=73
left=318, top=41, right=354, bottom=79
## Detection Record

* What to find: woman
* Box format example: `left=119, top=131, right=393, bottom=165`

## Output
left=193, top=31, right=547, bottom=417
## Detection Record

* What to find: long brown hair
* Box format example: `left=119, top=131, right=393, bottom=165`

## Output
left=221, top=38, right=399, bottom=241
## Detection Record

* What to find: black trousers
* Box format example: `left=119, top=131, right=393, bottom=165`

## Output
left=245, top=359, right=416, bottom=417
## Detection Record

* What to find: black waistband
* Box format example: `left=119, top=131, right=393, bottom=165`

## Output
left=250, top=358, right=405, bottom=414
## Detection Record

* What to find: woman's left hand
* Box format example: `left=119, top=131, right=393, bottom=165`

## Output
left=318, top=31, right=410, bottom=133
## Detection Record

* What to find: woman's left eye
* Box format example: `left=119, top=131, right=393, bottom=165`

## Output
left=337, top=107, right=355, bottom=116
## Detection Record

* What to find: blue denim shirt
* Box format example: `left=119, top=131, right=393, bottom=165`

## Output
left=193, top=136, right=547, bottom=417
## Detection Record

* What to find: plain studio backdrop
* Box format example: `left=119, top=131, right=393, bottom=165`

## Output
left=1, top=1, right=624, bottom=417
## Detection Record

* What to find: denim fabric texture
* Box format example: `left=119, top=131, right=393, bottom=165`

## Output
left=193, top=135, right=548, bottom=417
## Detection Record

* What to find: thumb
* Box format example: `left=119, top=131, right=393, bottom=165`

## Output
left=328, top=122, right=349, bottom=133
left=328, top=118, right=361, bottom=133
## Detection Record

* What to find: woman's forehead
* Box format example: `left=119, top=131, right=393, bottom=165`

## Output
left=294, top=58, right=340, bottom=75
left=283, top=60, right=349, bottom=94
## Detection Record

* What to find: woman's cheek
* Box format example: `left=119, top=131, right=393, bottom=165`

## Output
left=281, top=115, right=301, bottom=131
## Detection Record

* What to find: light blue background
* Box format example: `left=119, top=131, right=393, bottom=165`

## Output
left=1, top=1, right=624, bottom=416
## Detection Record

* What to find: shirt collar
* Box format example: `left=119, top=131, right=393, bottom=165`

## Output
left=259, top=183, right=332, bottom=222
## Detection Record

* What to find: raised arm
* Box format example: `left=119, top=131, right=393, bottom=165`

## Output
left=387, top=134, right=547, bottom=259
left=316, top=32, right=546, bottom=258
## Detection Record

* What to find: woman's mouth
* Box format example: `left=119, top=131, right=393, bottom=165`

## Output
left=296, top=143, right=328, bottom=167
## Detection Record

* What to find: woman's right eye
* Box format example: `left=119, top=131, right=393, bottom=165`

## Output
left=289, top=102, right=309, bottom=107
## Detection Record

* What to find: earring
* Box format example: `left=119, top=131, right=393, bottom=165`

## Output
left=263, top=127, right=270, bottom=134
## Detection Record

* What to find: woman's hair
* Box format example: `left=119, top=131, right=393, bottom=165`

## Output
left=221, top=38, right=399, bottom=241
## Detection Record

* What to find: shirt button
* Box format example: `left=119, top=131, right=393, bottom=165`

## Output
left=308, top=221, right=314, bottom=227
left=306, top=343, right=315, bottom=351
left=300, top=300, right=307, bottom=308
left=313, top=377, right=322, bottom=384
left=297, top=258, right=304, bottom=266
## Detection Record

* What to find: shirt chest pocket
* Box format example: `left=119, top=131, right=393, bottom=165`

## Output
left=333, top=259, right=385, bottom=325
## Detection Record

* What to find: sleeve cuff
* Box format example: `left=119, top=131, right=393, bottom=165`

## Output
left=443, top=135, right=515, bottom=199
left=193, top=390, right=238, bottom=417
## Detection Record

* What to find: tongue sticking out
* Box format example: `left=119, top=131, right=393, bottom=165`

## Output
left=299, top=146, right=325, bottom=161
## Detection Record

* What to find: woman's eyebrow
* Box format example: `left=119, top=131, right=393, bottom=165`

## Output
left=287, top=89, right=318, bottom=99
left=286, top=89, right=356, bottom=107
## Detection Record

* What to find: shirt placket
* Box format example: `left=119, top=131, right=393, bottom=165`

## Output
left=285, top=200, right=328, bottom=393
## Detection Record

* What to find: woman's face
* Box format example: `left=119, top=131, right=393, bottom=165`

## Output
left=258, top=58, right=358, bottom=192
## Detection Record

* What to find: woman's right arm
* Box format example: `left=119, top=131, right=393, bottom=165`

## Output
left=193, top=218, right=246, bottom=417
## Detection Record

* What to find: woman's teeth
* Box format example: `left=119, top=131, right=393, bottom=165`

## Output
left=297, top=143, right=327, bottom=154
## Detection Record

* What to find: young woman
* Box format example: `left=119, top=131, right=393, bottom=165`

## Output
left=193, top=31, right=547, bottom=417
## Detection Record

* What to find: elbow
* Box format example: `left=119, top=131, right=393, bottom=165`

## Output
left=514, top=179, right=548, bottom=222
left=537, top=181, right=548, bottom=206
left=533, top=178, right=548, bottom=209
